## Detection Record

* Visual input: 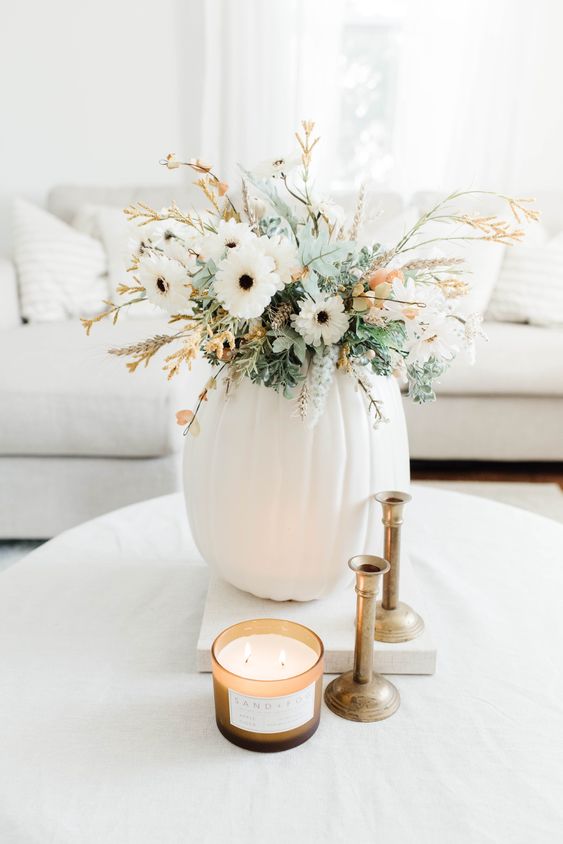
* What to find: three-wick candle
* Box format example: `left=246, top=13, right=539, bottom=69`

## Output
left=211, top=618, right=324, bottom=752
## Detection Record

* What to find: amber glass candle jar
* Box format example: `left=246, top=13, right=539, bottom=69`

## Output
left=211, top=618, right=324, bottom=752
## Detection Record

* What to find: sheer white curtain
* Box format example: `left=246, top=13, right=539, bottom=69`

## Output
left=199, top=0, right=345, bottom=183
left=393, top=0, right=563, bottom=193
left=189, top=0, right=563, bottom=194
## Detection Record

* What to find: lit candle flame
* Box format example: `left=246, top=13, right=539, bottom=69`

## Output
left=244, top=641, right=252, bottom=664
left=279, top=648, right=287, bottom=668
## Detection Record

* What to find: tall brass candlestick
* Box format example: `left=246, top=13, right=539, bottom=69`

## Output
left=374, top=491, right=425, bottom=642
left=324, top=556, right=400, bottom=722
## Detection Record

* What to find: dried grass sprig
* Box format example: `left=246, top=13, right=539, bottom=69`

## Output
left=393, top=190, right=538, bottom=256
left=399, top=256, right=465, bottom=272
left=194, top=176, right=221, bottom=216
left=81, top=296, right=146, bottom=335
left=337, top=343, right=351, bottom=372
left=435, top=278, right=471, bottom=298
left=108, top=333, right=179, bottom=372
left=348, top=182, right=366, bottom=242
left=452, top=214, right=525, bottom=244
left=368, top=249, right=396, bottom=270
left=116, top=282, right=146, bottom=296
left=293, top=382, right=310, bottom=421
left=295, top=120, right=319, bottom=169
left=241, top=177, right=253, bottom=224
left=205, top=329, right=236, bottom=361
left=163, top=331, right=202, bottom=379
left=507, top=197, right=540, bottom=224
left=351, top=363, right=388, bottom=428
left=124, top=201, right=207, bottom=234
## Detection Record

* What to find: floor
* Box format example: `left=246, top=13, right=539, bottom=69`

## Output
left=2, top=476, right=563, bottom=574
left=411, top=460, right=563, bottom=490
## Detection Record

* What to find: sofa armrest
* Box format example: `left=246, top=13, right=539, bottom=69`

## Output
left=0, top=258, right=21, bottom=329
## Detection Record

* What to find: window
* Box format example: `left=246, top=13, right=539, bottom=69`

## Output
left=333, top=1, right=408, bottom=189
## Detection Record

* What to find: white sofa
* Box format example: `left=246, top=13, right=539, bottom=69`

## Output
left=1, top=186, right=562, bottom=538
left=0, top=186, right=210, bottom=538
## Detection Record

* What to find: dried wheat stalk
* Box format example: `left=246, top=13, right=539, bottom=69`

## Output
left=399, top=256, right=465, bottom=271
left=348, top=182, right=366, bottom=242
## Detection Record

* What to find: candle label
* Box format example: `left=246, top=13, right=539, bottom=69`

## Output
left=228, top=683, right=316, bottom=734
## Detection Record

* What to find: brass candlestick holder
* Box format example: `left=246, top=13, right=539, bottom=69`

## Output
left=373, top=491, right=425, bottom=643
left=324, top=556, right=400, bottom=722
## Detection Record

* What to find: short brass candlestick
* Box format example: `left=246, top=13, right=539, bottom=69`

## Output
left=374, top=491, right=424, bottom=643
left=324, top=556, right=400, bottom=722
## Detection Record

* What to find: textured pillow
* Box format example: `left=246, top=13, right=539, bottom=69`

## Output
left=407, top=218, right=506, bottom=316
left=487, top=231, right=563, bottom=326
left=13, top=198, right=108, bottom=322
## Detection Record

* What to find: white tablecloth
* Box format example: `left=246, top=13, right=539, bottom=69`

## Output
left=0, top=488, right=562, bottom=844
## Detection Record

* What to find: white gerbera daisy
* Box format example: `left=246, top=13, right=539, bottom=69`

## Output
left=199, top=219, right=255, bottom=264
left=252, top=153, right=301, bottom=179
left=406, top=314, right=461, bottom=365
left=291, top=296, right=349, bottom=347
left=128, top=222, right=163, bottom=259
left=383, top=277, right=445, bottom=322
left=138, top=253, right=194, bottom=315
left=257, top=235, right=301, bottom=288
left=214, top=246, right=280, bottom=319
left=153, top=219, right=193, bottom=263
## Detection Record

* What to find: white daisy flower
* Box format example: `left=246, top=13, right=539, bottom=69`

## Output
left=406, top=314, right=461, bottom=365
left=291, top=296, right=349, bottom=347
left=214, top=246, right=280, bottom=319
left=252, top=153, right=301, bottom=179
left=257, top=235, right=301, bottom=288
left=128, top=222, right=163, bottom=259
left=383, top=277, right=444, bottom=322
left=138, top=253, right=194, bottom=315
left=154, top=219, right=193, bottom=263
left=199, top=219, right=255, bottom=264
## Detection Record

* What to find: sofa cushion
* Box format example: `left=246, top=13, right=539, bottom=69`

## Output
left=486, top=232, right=563, bottom=326
left=0, top=259, right=21, bottom=329
left=434, top=321, right=563, bottom=397
left=13, top=198, right=109, bottom=322
left=0, top=319, right=209, bottom=457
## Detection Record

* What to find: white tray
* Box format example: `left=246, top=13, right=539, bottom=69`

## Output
left=196, top=551, right=436, bottom=675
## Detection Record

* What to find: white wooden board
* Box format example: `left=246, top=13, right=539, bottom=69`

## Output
left=197, top=551, right=436, bottom=675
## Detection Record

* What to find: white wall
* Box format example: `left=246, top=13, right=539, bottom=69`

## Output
left=0, top=0, right=204, bottom=255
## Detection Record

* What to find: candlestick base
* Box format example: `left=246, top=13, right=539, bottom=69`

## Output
left=324, top=671, right=400, bottom=722
left=374, top=601, right=425, bottom=643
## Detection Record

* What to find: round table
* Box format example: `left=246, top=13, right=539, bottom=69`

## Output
left=0, top=488, right=561, bottom=844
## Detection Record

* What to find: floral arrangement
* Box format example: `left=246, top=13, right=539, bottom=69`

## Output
left=82, top=121, right=538, bottom=433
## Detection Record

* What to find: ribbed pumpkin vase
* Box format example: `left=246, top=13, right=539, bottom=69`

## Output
left=183, top=373, right=410, bottom=601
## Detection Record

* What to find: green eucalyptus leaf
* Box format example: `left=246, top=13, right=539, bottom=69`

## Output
left=239, top=167, right=299, bottom=233
left=272, top=336, right=293, bottom=354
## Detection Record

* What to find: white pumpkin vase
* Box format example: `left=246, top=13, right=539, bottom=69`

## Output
left=183, top=372, right=409, bottom=602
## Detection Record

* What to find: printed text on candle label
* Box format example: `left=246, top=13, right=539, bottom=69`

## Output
left=228, top=683, right=316, bottom=733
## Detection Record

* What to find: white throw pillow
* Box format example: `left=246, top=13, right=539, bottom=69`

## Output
left=404, top=218, right=506, bottom=316
left=73, top=204, right=159, bottom=319
left=13, top=198, right=108, bottom=322
left=487, top=230, right=563, bottom=326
